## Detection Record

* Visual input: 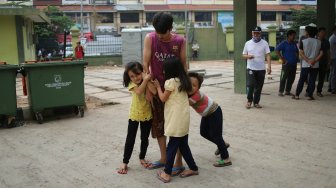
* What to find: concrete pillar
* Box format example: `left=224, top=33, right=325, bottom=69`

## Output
left=233, top=0, right=257, bottom=94
left=317, top=0, right=335, bottom=36
left=70, top=25, right=80, bottom=57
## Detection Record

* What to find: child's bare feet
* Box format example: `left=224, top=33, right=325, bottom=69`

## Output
left=117, top=163, right=128, bottom=174
left=140, top=159, right=150, bottom=168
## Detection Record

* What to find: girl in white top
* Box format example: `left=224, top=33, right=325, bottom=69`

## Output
left=154, top=57, right=198, bottom=183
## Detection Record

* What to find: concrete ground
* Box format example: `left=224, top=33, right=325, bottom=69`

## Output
left=1, top=61, right=336, bottom=188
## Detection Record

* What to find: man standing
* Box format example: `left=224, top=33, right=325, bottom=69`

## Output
left=293, top=25, right=323, bottom=100
left=328, top=26, right=336, bottom=94
left=276, top=30, right=299, bottom=96
left=316, top=27, right=330, bottom=97
left=143, top=12, right=186, bottom=174
left=242, top=26, right=272, bottom=109
left=75, top=42, right=84, bottom=59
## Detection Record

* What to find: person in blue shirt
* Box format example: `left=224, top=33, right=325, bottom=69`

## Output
left=275, top=30, right=299, bottom=96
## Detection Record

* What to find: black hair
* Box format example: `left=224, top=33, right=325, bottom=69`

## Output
left=123, top=61, right=143, bottom=87
left=318, top=27, right=326, bottom=32
left=286, top=30, right=296, bottom=37
left=152, top=12, right=173, bottom=34
left=188, top=72, right=204, bottom=89
left=305, top=26, right=318, bottom=38
left=333, top=26, right=336, bottom=32
left=163, top=57, right=191, bottom=92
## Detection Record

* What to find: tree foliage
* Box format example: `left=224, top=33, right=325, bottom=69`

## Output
left=34, top=6, right=74, bottom=37
left=289, top=6, right=316, bottom=32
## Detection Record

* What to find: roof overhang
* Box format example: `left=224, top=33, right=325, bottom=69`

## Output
left=0, top=6, right=50, bottom=23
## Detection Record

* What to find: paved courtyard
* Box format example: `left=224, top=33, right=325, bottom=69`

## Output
left=1, top=61, right=336, bottom=188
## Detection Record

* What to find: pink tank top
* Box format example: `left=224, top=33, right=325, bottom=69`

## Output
left=149, top=32, right=185, bottom=87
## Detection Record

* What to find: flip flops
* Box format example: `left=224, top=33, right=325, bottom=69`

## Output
left=171, top=166, right=185, bottom=177
left=140, top=159, right=151, bottom=169
left=213, top=159, right=232, bottom=167
left=245, top=102, right=252, bottom=109
left=117, top=165, right=128, bottom=174
left=179, top=170, right=199, bottom=178
left=147, top=161, right=165, bottom=170
left=156, top=170, right=170, bottom=183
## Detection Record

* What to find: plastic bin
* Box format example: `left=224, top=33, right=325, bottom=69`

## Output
left=0, top=64, right=18, bottom=127
left=21, top=61, right=87, bottom=123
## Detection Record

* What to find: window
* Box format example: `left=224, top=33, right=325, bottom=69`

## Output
left=97, top=13, right=114, bottom=23
left=146, top=12, right=156, bottom=23
left=281, top=12, right=292, bottom=21
left=260, top=11, right=276, bottom=21
left=171, top=12, right=185, bottom=21
left=120, top=13, right=139, bottom=23
left=195, top=12, right=212, bottom=22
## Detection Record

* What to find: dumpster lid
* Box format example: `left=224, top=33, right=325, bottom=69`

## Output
left=0, top=64, right=19, bottom=70
left=21, top=61, right=87, bottom=68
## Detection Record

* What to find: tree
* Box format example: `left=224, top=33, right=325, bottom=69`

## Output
left=289, top=5, right=317, bottom=32
left=34, top=6, right=74, bottom=37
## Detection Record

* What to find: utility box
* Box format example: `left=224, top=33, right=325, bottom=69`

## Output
left=141, top=27, right=155, bottom=48
left=121, top=28, right=142, bottom=65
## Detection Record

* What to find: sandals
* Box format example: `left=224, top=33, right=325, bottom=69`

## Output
left=147, top=161, right=165, bottom=170
left=213, top=159, right=232, bottom=167
left=245, top=102, right=252, bottom=109
left=156, top=170, right=170, bottom=183
left=117, top=164, right=128, bottom=174
left=292, top=95, right=299, bottom=100
left=140, top=159, right=151, bottom=169
left=253, top=104, right=262, bottom=108
left=179, top=169, right=199, bottom=178
left=171, top=166, right=185, bottom=177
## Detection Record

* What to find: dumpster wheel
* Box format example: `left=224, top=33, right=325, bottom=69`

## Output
left=79, top=106, right=84, bottom=118
left=74, top=106, right=79, bottom=115
left=35, top=112, right=43, bottom=124
left=0, top=116, right=8, bottom=128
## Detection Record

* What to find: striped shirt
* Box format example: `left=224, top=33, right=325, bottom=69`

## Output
left=189, top=90, right=218, bottom=117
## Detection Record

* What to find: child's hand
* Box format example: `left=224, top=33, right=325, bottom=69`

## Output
left=153, top=79, right=160, bottom=88
left=142, top=72, right=151, bottom=81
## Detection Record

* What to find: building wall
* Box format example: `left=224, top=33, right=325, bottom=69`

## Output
left=22, top=19, right=36, bottom=61
left=193, top=25, right=229, bottom=60
left=0, top=16, right=19, bottom=65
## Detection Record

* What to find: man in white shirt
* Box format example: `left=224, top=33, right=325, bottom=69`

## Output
left=242, top=26, right=272, bottom=109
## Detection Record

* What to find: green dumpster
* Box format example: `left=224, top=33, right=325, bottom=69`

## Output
left=21, top=61, right=87, bottom=123
left=0, top=64, right=18, bottom=127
